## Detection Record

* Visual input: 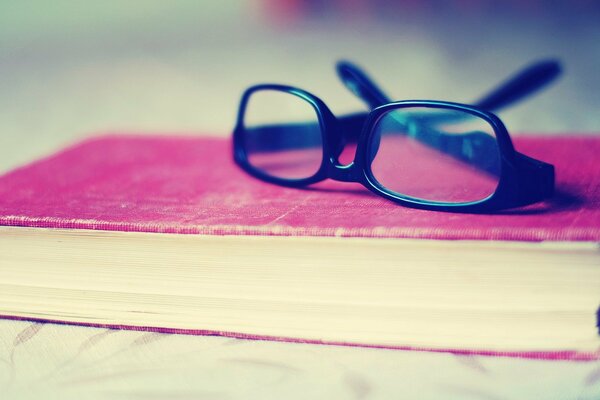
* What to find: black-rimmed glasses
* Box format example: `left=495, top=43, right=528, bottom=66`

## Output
left=233, top=60, right=558, bottom=213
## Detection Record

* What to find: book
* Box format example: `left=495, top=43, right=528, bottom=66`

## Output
left=0, top=134, right=599, bottom=360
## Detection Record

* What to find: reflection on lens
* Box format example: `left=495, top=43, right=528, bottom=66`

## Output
left=369, top=106, right=501, bottom=203
left=242, top=90, right=323, bottom=180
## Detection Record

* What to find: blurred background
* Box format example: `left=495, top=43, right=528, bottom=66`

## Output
left=1, top=0, right=599, bottom=173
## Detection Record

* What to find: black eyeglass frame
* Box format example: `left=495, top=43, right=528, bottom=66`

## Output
left=233, top=84, right=554, bottom=213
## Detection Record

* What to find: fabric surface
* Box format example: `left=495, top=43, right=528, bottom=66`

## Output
left=0, top=135, right=599, bottom=241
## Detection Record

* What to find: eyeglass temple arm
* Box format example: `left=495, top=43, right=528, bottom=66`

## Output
left=335, top=59, right=562, bottom=113
left=336, top=61, right=390, bottom=110
left=239, top=113, right=366, bottom=155
left=474, top=60, right=562, bottom=112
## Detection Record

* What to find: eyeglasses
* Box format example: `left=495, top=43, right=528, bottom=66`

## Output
left=233, top=60, right=559, bottom=212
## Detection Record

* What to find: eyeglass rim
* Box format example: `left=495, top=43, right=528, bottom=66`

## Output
left=356, top=100, right=515, bottom=209
left=233, top=84, right=334, bottom=186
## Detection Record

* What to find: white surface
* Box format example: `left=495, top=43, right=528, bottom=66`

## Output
left=1, top=319, right=599, bottom=400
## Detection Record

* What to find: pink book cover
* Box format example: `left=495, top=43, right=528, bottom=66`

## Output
left=0, top=134, right=599, bottom=360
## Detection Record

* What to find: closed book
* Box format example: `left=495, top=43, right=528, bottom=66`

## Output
left=0, top=134, right=598, bottom=360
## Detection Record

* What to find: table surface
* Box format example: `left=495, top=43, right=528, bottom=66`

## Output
left=1, top=2, right=599, bottom=398
left=1, top=319, right=598, bottom=400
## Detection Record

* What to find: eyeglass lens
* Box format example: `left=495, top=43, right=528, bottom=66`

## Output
left=368, top=107, right=502, bottom=204
left=242, top=90, right=323, bottom=180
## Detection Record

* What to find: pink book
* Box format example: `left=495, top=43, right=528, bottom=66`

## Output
left=0, top=134, right=598, bottom=360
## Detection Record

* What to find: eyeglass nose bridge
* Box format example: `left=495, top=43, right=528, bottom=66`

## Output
left=326, top=160, right=362, bottom=183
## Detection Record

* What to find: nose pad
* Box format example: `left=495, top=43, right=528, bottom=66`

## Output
left=335, top=130, right=381, bottom=167
left=330, top=132, right=346, bottom=163
left=337, top=143, right=358, bottom=166
left=330, top=129, right=357, bottom=167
